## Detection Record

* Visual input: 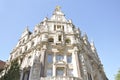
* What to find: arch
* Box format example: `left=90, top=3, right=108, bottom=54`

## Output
left=48, top=38, right=54, bottom=42
left=65, top=38, right=71, bottom=44
left=87, top=72, right=92, bottom=80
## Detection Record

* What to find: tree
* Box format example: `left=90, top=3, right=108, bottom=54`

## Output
left=115, top=69, right=120, bottom=80
left=0, top=59, right=20, bottom=80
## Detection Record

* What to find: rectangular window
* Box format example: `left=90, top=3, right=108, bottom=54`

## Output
left=88, top=73, right=92, bottom=80
left=56, top=55, right=64, bottom=61
left=22, top=70, right=30, bottom=80
left=68, top=69, right=73, bottom=76
left=58, top=35, right=62, bottom=41
left=54, top=25, right=56, bottom=31
left=62, top=26, right=64, bottom=31
left=56, top=67, right=64, bottom=76
left=57, top=25, right=61, bottom=29
left=46, top=68, right=52, bottom=77
left=67, top=54, right=72, bottom=63
left=47, top=54, right=53, bottom=63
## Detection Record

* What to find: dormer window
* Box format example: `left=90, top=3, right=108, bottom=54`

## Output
left=54, top=25, right=64, bottom=31
left=54, top=25, right=56, bottom=30
left=57, top=25, right=61, bottom=29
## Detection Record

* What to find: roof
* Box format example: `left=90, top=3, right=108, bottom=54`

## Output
left=0, top=60, right=5, bottom=69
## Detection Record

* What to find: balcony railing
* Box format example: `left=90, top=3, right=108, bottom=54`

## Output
left=40, top=76, right=81, bottom=80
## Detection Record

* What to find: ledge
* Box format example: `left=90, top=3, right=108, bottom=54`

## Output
left=40, top=76, right=81, bottom=80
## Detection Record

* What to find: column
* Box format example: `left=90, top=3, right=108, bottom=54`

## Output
left=40, top=49, right=46, bottom=77
left=75, top=51, right=82, bottom=79
left=20, top=70, right=24, bottom=80
left=64, top=54, right=67, bottom=76
left=53, top=52, right=56, bottom=76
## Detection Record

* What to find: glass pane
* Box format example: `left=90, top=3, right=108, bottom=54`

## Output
left=56, top=68, right=64, bottom=76
left=56, top=55, right=64, bottom=61
left=47, top=54, right=53, bottom=63
left=88, top=73, right=92, bottom=80
left=58, top=35, right=61, bottom=41
left=67, top=54, right=72, bottom=63
left=57, top=25, right=61, bottom=29
left=47, top=68, right=52, bottom=77
left=68, top=69, right=73, bottom=76
left=48, top=38, right=54, bottom=42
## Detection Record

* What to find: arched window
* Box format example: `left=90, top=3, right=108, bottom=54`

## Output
left=88, top=73, right=92, bottom=80
left=48, top=38, right=54, bottom=42
left=65, top=39, right=71, bottom=44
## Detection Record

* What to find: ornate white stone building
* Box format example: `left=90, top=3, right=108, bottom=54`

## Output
left=7, top=6, right=107, bottom=80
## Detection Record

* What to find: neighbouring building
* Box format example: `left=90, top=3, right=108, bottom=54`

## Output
left=2, top=6, right=108, bottom=80
left=0, top=60, right=5, bottom=71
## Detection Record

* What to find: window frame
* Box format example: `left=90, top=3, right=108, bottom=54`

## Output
left=67, top=54, right=72, bottom=63
left=47, top=54, right=53, bottom=63
left=56, top=67, right=64, bottom=76
left=56, top=54, right=64, bottom=61
left=68, top=69, right=73, bottom=76
left=46, top=68, right=53, bottom=77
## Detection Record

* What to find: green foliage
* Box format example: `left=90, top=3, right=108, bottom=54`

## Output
left=115, top=69, right=120, bottom=80
left=0, top=59, right=20, bottom=80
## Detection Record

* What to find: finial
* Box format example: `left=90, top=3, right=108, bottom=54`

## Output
left=90, top=40, right=94, bottom=46
left=83, top=32, right=88, bottom=40
left=25, top=26, right=29, bottom=31
left=55, top=6, right=61, bottom=11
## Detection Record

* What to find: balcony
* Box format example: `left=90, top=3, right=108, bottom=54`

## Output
left=40, top=76, right=81, bottom=80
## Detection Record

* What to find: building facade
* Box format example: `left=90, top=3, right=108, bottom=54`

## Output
left=7, top=6, right=107, bottom=80
left=0, top=60, right=5, bottom=71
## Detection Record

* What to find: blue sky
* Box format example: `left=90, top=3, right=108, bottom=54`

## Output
left=0, top=0, right=120, bottom=80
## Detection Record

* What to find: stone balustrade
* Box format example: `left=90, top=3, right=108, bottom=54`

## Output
left=40, top=76, right=81, bottom=80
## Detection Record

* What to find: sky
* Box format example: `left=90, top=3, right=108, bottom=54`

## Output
left=0, top=0, right=120, bottom=80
